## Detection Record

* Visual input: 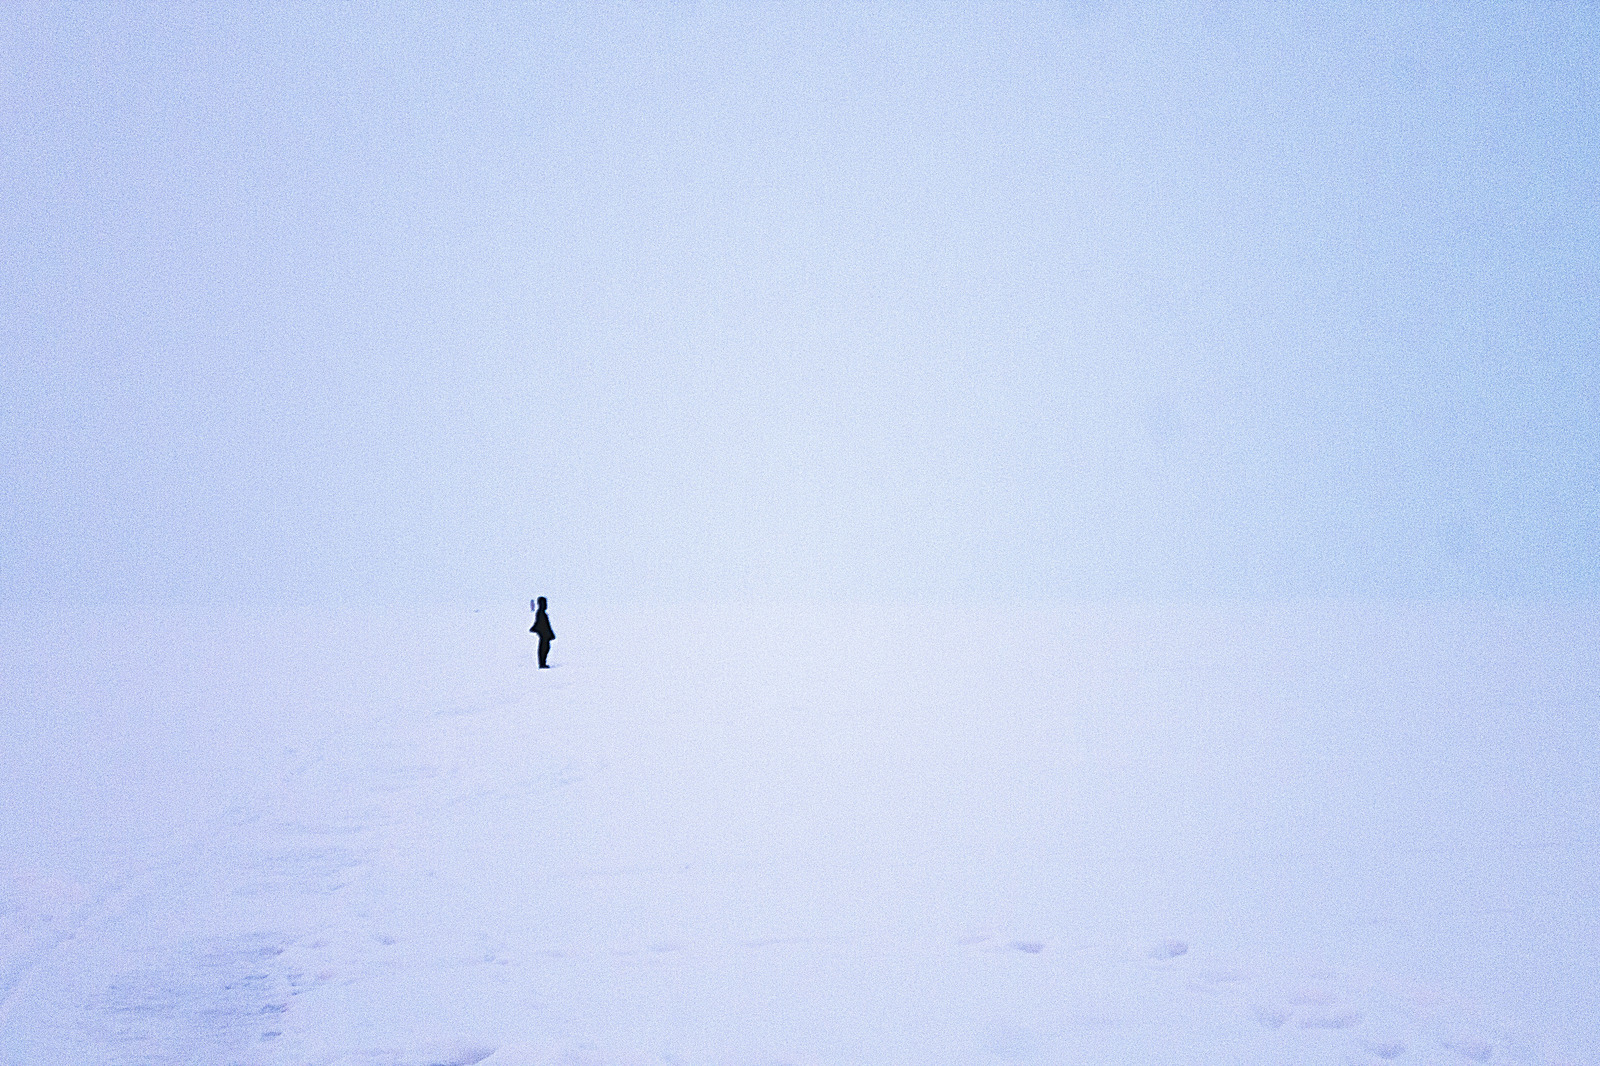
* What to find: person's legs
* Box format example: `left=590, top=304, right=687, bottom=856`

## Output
left=538, top=636, right=550, bottom=668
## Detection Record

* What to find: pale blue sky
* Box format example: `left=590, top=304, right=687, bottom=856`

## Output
left=3, top=2, right=1597, bottom=605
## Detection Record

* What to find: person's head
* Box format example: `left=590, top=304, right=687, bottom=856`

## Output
left=537, top=596, right=547, bottom=609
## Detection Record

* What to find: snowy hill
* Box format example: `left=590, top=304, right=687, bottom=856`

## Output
left=2, top=603, right=1595, bottom=1065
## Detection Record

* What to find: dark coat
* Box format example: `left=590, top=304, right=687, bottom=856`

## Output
left=531, top=609, right=555, bottom=640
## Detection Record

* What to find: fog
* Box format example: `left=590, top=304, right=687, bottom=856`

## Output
left=4, top=2, right=1597, bottom=607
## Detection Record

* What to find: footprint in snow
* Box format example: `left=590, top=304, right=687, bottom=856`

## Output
left=1148, top=938, right=1189, bottom=960
left=1254, top=1006, right=1289, bottom=1030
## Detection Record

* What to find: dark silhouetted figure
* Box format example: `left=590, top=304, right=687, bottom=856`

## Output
left=530, top=596, right=555, bottom=668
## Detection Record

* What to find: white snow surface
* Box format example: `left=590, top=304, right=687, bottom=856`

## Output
left=2, top=602, right=1596, bottom=1065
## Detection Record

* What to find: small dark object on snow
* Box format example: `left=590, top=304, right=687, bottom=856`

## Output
left=530, top=596, right=555, bottom=668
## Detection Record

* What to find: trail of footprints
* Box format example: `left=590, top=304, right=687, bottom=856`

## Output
left=232, top=931, right=1528, bottom=1066
left=949, top=930, right=1528, bottom=1066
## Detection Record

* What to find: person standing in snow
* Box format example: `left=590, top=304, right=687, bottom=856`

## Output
left=530, top=596, right=555, bottom=668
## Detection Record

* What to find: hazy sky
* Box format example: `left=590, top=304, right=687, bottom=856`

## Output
left=4, top=2, right=1597, bottom=606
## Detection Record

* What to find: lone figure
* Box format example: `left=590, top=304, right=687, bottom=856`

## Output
left=530, top=596, right=555, bottom=668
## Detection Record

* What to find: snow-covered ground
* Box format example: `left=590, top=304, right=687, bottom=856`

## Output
left=2, top=602, right=1596, bottom=1065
